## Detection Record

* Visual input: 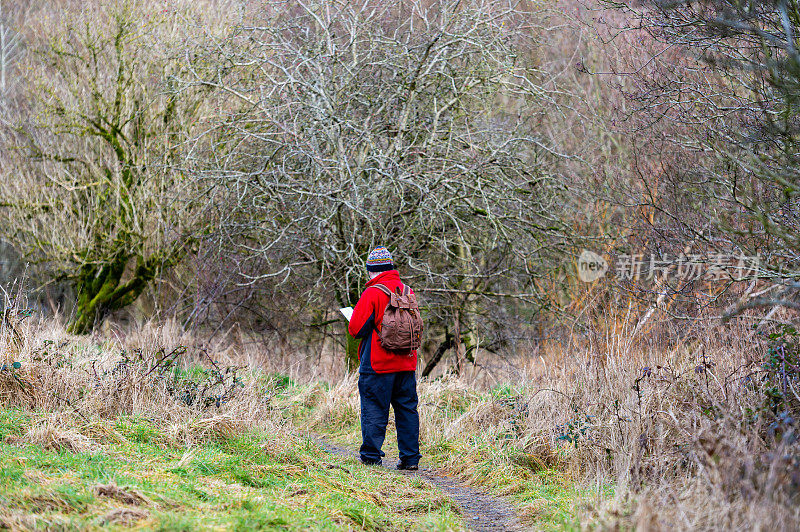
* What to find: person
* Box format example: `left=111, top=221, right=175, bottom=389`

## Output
left=348, top=246, right=421, bottom=470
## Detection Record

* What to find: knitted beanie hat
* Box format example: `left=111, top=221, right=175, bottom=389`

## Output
left=366, top=246, right=394, bottom=273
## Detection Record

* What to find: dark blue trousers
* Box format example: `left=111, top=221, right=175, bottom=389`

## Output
left=358, top=371, right=421, bottom=465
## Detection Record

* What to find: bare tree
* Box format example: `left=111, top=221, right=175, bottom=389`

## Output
left=187, top=0, right=571, bottom=369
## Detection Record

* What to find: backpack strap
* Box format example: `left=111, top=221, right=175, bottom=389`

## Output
left=372, top=284, right=392, bottom=297
left=402, top=285, right=410, bottom=296
left=372, top=284, right=407, bottom=309
left=370, top=284, right=394, bottom=332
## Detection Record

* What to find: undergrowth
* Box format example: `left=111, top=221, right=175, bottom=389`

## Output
left=280, top=322, right=800, bottom=530
left=3, top=308, right=799, bottom=530
left=0, top=316, right=464, bottom=530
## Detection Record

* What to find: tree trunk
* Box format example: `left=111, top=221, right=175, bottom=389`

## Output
left=67, top=254, right=160, bottom=334
left=68, top=259, right=126, bottom=334
left=345, top=327, right=360, bottom=373
left=422, top=330, right=454, bottom=377
left=457, top=243, right=479, bottom=365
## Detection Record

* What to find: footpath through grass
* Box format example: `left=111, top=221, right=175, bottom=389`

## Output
left=276, top=376, right=615, bottom=531
left=0, top=359, right=613, bottom=531
left=0, top=409, right=463, bottom=531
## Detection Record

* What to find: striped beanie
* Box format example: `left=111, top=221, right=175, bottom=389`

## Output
left=366, top=246, right=394, bottom=273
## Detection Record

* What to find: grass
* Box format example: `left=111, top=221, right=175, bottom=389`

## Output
left=6, top=315, right=796, bottom=530
left=0, top=324, right=604, bottom=531
left=275, top=379, right=613, bottom=530
left=0, top=410, right=463, bottom=530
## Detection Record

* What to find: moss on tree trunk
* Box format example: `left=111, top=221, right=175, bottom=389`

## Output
left=340, top=285, right=364, bottom=373
left=345, top=326, right=360, bottom=373
left=67, top=254, right=164, bottom=334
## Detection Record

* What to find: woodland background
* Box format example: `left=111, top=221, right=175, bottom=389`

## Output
left=1, top=0, right=800, bottom=529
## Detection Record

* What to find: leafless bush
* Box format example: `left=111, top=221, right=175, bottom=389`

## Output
left=183, top=0, right=579, bottom=369
left=584, top=0, right=800, bottom=325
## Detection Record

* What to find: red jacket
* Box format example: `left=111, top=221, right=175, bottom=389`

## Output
left=348, top=270, right=418, bottom=374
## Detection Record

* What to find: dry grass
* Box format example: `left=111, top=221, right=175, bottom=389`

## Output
left=300, top=318, right=800, bottom=530
left=93, top=482, right=149, bottom=506
left=100, top=507, right=149, bottom=526
left=531, top=329, right=799, bottom=530
left=0, top=315, right=292, bottom=454
left=2, top=310, right=798, bottom=530
left=531, top=318, right=800, bottom=530
left=5, top=419, right=96, bottom=454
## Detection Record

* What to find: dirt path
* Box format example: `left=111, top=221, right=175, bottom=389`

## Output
left=308, top=435, right=528, bottom=532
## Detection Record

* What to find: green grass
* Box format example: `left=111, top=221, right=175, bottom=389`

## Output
left=0, top=411, right=463, bottom=530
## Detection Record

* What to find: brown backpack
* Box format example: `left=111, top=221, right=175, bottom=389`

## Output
left=373, top=284, right=423, bottom=355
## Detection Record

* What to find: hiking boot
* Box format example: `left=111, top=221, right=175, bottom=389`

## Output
left=396, top=461, right=419, bottom=471
left=360, top=458, right=382, bottom=466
